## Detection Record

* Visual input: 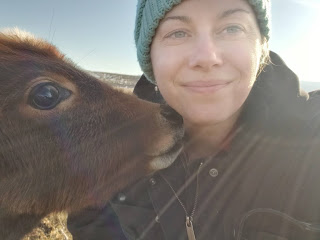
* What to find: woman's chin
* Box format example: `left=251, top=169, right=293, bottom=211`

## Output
left=183, top=112, right=227, bottom=126
left=182, top=109, right=241, bottom=129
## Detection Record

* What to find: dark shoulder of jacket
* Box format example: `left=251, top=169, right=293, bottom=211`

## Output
left=303, top=87, right=320, bottom=140
left=307, top=89, right=320, bottom=121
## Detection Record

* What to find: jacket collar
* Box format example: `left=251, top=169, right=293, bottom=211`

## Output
left=240, top=51, right=308, bottom=131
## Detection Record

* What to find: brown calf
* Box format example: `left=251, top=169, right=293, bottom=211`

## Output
left=0, top=29, right=183, bottom=239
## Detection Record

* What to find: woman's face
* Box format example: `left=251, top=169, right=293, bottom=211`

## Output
left=151, top=0, right=262, bottom=127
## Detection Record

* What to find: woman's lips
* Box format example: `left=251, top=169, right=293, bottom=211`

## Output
left=182, top=81, right=231, bottom=93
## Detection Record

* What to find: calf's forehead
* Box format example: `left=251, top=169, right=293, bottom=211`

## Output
left=0, top=32, right=66, bottom=89
left=0, top=33, right=106, bottom=104
left=0, top=30, right=64, bottom=60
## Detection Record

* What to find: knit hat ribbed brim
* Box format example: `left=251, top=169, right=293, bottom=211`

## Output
left=135, top=0, right=271, bottom=83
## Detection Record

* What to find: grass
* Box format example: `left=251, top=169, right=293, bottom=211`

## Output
left=23, top=213, right=72, bottom=240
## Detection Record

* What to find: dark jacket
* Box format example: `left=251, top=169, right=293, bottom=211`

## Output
left=67, top=52, right=320, bottom=240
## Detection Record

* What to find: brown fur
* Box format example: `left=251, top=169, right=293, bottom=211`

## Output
left=0, top=29, right=183, bottom=239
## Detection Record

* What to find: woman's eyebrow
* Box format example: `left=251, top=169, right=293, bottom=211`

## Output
left=161, top=15, right=191, bottom=24
left=219, top=8, right=251, bottom=19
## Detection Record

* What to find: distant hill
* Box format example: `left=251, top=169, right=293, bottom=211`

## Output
left=300, top=81, right=320, bottom=93
left=89, top=71, right=139, bottom=89
left=89, top=71, right=320, bottom=93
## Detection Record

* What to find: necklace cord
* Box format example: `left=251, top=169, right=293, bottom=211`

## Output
left=159, top=162, right=203, bottom=221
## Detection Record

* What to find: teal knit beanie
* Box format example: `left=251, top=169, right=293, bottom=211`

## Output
left=135, top=0, right=271, bottom=83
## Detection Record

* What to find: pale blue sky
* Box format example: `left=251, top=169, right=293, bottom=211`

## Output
left=1, top=0, right=320, bottom=81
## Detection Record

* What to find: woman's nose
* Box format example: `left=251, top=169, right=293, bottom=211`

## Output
left=188, top=36, right=223, bottom=71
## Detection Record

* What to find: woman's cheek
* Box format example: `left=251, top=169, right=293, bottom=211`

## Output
left=225, top=41, right=261, bottom=86
left=152, top=47, right=179, bottom=86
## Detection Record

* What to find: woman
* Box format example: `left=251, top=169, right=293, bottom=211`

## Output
left=68, top=0, right=320, bottom=239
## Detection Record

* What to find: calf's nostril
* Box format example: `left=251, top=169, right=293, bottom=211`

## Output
left=160, top=104, right=183, bottom=127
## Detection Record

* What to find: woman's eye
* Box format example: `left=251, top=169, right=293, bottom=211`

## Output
left=223, top=25, right=244, bottom=34
left=166, top=31, right=188, bottom=39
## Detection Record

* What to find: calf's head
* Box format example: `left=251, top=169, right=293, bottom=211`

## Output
left=0, top=29, right=183, bottom=215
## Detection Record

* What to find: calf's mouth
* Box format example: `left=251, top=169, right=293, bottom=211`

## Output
left=149, top=139, right=184, bottom=171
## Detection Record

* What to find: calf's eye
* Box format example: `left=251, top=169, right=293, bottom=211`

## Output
left=28, top=82, right=71, bottom=110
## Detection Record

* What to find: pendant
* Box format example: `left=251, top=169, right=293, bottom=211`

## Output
left=186, top=216, right=196, bottom=240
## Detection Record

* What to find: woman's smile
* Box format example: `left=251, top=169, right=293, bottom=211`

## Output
left=181, top=80, right=232, bottom=94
